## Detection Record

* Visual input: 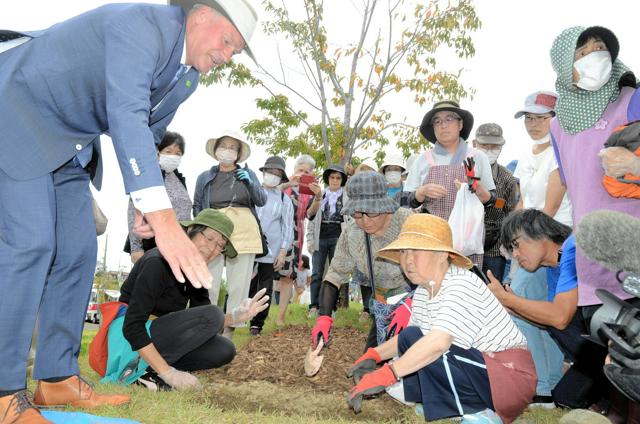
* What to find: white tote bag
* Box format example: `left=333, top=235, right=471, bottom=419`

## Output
left=447, top=184, right=484, bottom=256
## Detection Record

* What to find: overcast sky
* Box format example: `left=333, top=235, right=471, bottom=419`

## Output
left=3, top=0, right=639, bottom=271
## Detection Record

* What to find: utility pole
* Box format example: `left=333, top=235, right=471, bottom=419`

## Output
left=102, top=234, right=108, bottom=272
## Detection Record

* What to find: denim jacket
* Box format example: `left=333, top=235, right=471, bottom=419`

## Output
left=193, top=164, right=267, bottom=216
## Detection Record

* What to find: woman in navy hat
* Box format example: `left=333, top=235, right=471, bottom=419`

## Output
left=404, top=100, right=496, bottom=268
left=248, top=156, right=294, bottom=335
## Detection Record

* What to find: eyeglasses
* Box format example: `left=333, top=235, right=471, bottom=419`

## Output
left=524, top=114, right=552, bottom=124
left=431, top=116, right=461, bottom=127
left=477, top=144, right=503, bottom=152
left=352, top=212, right=381, bottom=219
left=201, top=231, right=227, bottom=250
left=509, top=236, right=523, bottom=251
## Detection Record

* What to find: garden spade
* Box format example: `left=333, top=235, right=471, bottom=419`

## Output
left=304, top=338, right=324, bottom=376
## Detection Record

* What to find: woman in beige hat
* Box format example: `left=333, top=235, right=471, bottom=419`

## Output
left=346, top=214, right=536, bottom=424
left=193, top=130, right=266, bottom=337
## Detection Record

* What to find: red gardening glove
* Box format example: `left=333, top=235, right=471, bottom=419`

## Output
left=386, top=297, right=413, bottom=339
left=311, top=315, right=333, bottom=349
left=464, top=157, right=480, bottom=193
left=347, top=363, right=397, bottom=413
left=346, top=348, right=382, bottom=383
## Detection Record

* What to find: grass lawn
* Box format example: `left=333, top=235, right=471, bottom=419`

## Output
left=66, top=303, right=566, bottom=423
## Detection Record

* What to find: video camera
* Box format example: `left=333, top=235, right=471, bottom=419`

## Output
left=587, top=275, right=640, bottom=402
left=575, top=210, right=640, bottom=403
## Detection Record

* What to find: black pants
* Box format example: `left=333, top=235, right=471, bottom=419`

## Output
left=149, top=305, right=235, bottom=371
left=360, top=285, right=372, bottom=313
left=248, top=262, right=274, bottom=329
left=549, top=298, right=640, bottom=408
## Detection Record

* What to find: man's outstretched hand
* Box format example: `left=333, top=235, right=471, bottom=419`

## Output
left=137, top=208, right=212, bottom=289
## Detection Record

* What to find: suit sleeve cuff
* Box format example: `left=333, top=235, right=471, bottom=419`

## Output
left=130, top=186, right=172, bottom=214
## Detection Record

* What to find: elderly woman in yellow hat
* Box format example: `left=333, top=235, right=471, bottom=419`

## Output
left=346, top=214, right=536, bottom=424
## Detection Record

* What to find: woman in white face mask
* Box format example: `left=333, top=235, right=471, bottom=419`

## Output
left=247, top=156, right=294, bottom=335
left=471, top=123, right=519, bottom=283
left=193, top=130, right=268, bottom=338
left=379, top=153, right=406, bottom=200
left=547, top=29, right=640, bottom=411
left=125, top=131, right=192, bottom=264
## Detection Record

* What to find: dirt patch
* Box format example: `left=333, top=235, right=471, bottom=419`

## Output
left=197, top=326, right=421, bottom=422
left=203, top=325, right=367, bottom=395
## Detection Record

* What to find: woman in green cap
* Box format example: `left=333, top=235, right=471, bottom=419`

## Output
left=95, top=209, right=269, bottom=392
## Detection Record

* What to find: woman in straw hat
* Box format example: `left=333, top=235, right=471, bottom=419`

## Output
left=193, top=130, right=266, bottom=338
left=346, top=214, right=536, bottom=424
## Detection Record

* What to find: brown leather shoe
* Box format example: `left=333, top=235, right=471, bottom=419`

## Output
left=33, top=376, right=130, bottom=408
left=0, top=390, right=52, bottom=424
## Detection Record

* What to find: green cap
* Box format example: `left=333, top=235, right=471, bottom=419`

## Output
left=180, top=209, right=237, bottom=258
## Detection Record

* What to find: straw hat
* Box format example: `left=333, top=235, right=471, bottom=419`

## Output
left=377, top=214, right=473, bottom=269
left=205, top=129, right=251, bottom=163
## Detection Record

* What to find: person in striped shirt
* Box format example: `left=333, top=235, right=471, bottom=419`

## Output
left=347, top=214, right=536, bottom=424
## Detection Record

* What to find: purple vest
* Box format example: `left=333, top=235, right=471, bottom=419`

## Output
left=551, top=87, right=640, bottom=305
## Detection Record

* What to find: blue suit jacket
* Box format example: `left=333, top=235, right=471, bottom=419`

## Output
left=0, top=3, right=199, bottom=191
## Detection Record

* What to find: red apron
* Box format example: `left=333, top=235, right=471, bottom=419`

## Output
left=482, top=348, right=537, bottom=424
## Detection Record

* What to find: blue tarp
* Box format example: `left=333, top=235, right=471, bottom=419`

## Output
left=41, top=411, right=140, bottom=424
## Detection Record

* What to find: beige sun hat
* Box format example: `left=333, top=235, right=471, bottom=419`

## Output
left=169, top=0, right=258, bottom=62
left=205, top=129, right=251, bottom=163
left=379, top=153, right=406, bottom=173
left=377, top=214, right=473, bottom=269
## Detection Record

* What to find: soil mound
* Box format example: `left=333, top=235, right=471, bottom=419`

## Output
left=199, top=326, right=419, bottom=422
left=204, top=325, right=367, bottom=394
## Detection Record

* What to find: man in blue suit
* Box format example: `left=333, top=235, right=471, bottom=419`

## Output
left=0, top=1, right=257, bottom=421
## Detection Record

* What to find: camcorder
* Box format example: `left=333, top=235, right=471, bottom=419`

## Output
left=588, top=274, right=640, bottom=402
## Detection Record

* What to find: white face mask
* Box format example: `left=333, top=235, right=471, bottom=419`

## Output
left=385, top=171, right=402, bottom=185
left=574, top=50, right=612, bottom=91
left=532, top=133, right=551, bottom=145
left=478, top=148, right=501, bottom=165
left=215, top=148, right=238, bottom=165
left=263, top=172, right=281, bottom=188
left=158, top=154, right=181, bottom=172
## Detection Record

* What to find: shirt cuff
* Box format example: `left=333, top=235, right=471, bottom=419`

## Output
left=130, top=186, right=172, bottom=214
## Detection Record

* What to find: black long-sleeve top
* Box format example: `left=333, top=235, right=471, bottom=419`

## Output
left=119, top=248, right=210, bottom=351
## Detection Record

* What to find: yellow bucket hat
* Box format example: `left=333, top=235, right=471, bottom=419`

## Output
left=377, top=214, right=473, bottom=269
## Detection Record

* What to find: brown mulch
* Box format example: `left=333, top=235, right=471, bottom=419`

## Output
left=203, top=325, right=367, bottom=395
left=197, top=326, right=420, bottom=422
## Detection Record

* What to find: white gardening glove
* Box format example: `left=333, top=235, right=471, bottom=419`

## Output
left=158, top=367, right=202, bottom=391
left=231, top=288, right=270, bottom=324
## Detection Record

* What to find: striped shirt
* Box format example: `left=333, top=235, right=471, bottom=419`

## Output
left=484, top=163, right=519, bottom=257
left=409, top=265, right=526, bottom=352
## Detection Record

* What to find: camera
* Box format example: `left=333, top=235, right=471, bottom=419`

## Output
left=588, top=273, right=640, bottom=402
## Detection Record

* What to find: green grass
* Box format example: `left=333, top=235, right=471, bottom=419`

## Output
left=70, top=303, right=566, bottom=423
